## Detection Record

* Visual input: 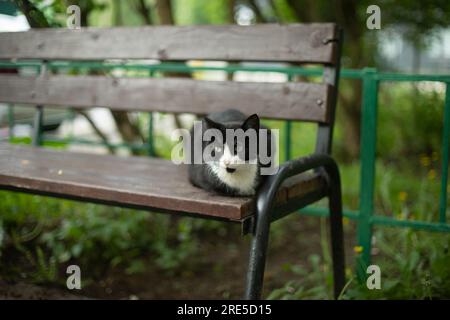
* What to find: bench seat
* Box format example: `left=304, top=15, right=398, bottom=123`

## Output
left=0, top=143, right=325, bottom=221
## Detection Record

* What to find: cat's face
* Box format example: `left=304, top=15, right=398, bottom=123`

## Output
left=203, top=114, right=260, bottom=194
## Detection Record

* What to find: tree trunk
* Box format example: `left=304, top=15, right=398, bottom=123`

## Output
left=338, top=84, right=362, bottom=160
left=154, top=0, right=191, bottom=129
left=155, top=0, right=174, bottom=24
left=16, top=0, right=50, bottom=27
left=108, top=112, right=144, bottom=154
left=133, top=0, right=153, bottom=25
left=283, top=0, right=366, bottom=159
left=107, top=0, right=145, bottom=154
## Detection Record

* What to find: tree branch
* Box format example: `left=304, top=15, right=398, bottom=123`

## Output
left=76, top=109, right=116, bottom=154
left=155, top=0, right=174, bottom=24
left=247, top=0, right=267, bottom=23
left=132, top=0, right=153, bottom=25
left=15, top=0, right=50, bottom=28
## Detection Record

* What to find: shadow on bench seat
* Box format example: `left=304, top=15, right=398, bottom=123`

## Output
left=0, top=143, right=326, bottom=222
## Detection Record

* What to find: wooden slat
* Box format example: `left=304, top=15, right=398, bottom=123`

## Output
left=281, top=173, right=325, bottom=200
left=0, top=74, right=332, bottom=122
left=0, top=144, right=325, bottom=220
left=0, top=24, right=337, bottom=64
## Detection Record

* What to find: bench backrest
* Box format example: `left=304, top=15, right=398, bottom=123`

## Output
left=0, top=24, right=342, bottom=154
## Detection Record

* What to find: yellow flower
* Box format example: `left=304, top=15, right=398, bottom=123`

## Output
left=353, top=246, right=363, bottom=254
left=343, top=217, right=350, bottom=226
left=420, top=155, right=431, bottom=167
left=398, top=191, right=408, bottom=202
left=428, top=169, right=436, bottom=180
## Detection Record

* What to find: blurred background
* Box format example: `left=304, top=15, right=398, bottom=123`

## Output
left=0, top=0, right=449, bottom=299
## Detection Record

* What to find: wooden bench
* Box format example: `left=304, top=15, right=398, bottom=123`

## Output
left=0, top=23, right=345, bottom=299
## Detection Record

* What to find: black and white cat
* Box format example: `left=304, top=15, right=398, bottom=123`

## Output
left=188, top=109, right=273, bottom=196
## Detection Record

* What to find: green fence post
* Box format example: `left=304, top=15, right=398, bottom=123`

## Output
left=284, top=74, right=293, bottom=161
left=356, top=68, right=378, bottom=281
left=147, top=70, right=156, bottom=156
left=439, top=83, right=450, bottom=223
left=148, top=112, right=155, bottom=156
left=7, top=105, right=14, bottom=142
left=32, top=62, right=47, bottom=147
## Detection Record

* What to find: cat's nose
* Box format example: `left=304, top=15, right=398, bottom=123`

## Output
left=223, top=159, right=231, bottom=166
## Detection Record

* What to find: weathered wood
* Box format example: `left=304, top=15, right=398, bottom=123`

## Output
left=0, top=74, right=332, bottom=122
left=0, top=144, right=325, bottom=220
left=0, top=24, right=338, bottom=64
left=281, top=173, right=325, bottom=200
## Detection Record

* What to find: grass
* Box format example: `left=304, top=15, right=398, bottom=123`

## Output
left=267, top=225, right=450, bottom=299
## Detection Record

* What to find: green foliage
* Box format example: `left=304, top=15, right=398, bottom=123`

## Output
left=10, top=136, right=68, bottom=148
left=268, top=218, right=335, bottom=299
left=174, top=0, right=232, bottom=25
left=268, top=159, right=450, bottom=299
left=267, top=254, right=332, bottom=299
left=271, top=231, right=450, bottom=299
left=344, top=229, right=450, bottom=299
left=378, top=0, right=450, bottom=45
left=23, top=0, right=67, bottom=27
left=268, top=219, right=450, bottom=299
left=0, top=191, right=215, bottom=283
left=377, top=83, right=444, bottom=159
left=270, top=0, right=298, bottom=23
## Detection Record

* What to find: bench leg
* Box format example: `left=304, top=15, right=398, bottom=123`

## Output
left=244, top=158, right=345, bottom=300
left=244, top=207, right=271, bottom=299
left=244, top=190, right=345, bottom=300
left=328, top=175, right=346, bottom=299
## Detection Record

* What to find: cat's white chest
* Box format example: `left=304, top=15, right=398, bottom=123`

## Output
left=209, top=162, right=258, bottom=196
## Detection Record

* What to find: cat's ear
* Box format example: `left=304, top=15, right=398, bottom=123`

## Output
left=204, top=117, right=223, bottom=130
left=242, top=114, right=260, bottom=131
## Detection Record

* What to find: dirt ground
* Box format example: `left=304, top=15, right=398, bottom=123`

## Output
left=0, top=216, right=356, bottom=300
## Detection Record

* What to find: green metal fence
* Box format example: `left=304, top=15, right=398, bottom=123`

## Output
left=1, top=61, right=449, bottom=279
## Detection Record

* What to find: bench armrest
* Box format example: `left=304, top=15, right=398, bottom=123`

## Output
left=256, top=153, right=341, bottom=219
left=257, top=154, right=340, bottom=202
